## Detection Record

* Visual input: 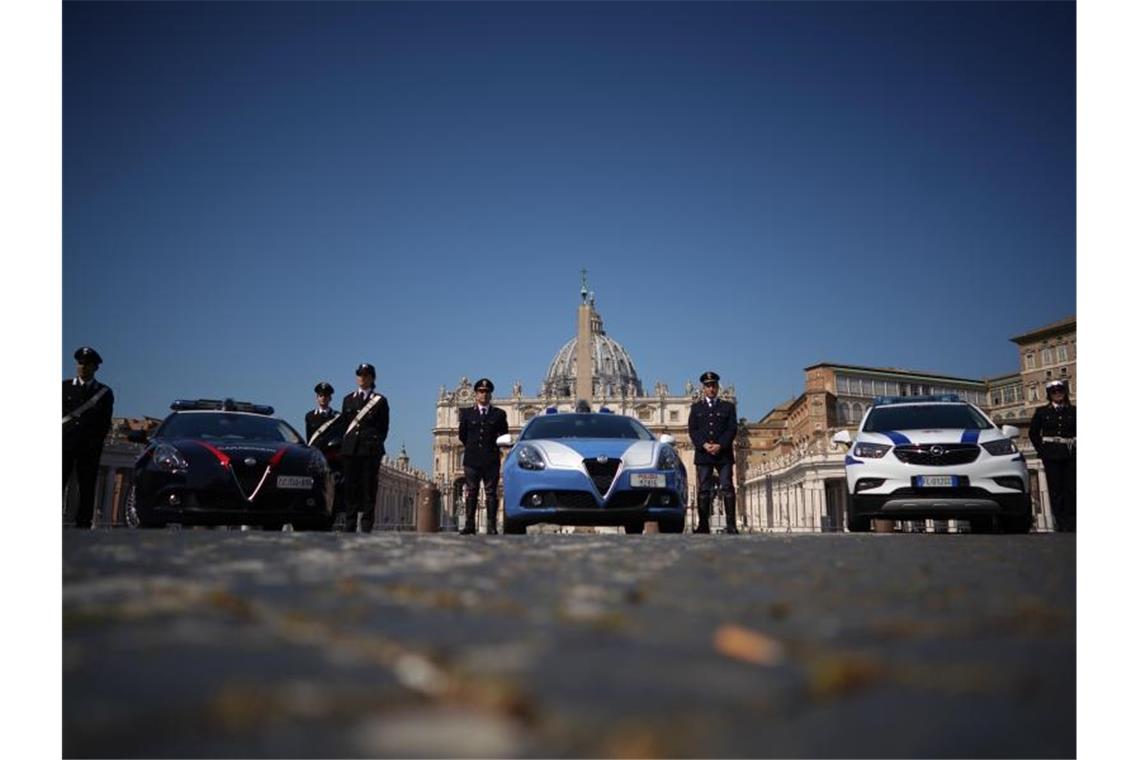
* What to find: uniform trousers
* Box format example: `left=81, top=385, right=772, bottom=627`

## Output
left=343, top=454, right=380, bottom=532
left=464, top=464, right=500, bottom=526
left=63, top=444, right=102, bottom=528
left=697, top=462, right=735, bottom=497
left=1043, top=456, right=1077, bottom=532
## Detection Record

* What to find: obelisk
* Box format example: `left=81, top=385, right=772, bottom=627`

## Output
left=576, top=270, right=593, bottom=404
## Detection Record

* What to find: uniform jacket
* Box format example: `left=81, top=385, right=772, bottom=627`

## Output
left=340, top=390, right=389, bottom=458
left=305, top=407, right=340, bottom=442
left=63, top=378, right=114, bottom=452
left=458, top=405, right=509, bottom=468
left=1029, top=402, right=1076, bottom=461
left=688, top=397, right=738, bottom=465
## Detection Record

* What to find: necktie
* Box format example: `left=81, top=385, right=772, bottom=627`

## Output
left=480, top=407, right=486, bottom=418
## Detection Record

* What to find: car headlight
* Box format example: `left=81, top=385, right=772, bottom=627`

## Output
left=153, top=443, right=189, bottom=472
left=852, top=442, right=891, bottom=459
left=656, top=446, right=679, bottom=470
left=982, top=438, right=1018, bottom=456
left=307, top=450, right=330, bottom=475
left=516, top=444, right=546, bottom=471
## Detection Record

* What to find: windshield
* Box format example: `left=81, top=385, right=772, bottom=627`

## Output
left=158, top=412, right=303, bottom=443
left=864, top=404, right=993, bottom=433
left=520, top=414, right=654, bottom=441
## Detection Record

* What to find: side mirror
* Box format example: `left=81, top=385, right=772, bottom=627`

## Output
left=496, top=434, right=514, bottom=448
left=1001, top=425, right=1020, bottom=439
left=659, top=433, right=676, bottom=445
left=127, top=429, right=148, bottom=444
left=831, top=430, right=852, bottom=447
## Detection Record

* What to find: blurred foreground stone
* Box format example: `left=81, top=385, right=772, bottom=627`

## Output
left=63, top=532, right=1075, bottom=758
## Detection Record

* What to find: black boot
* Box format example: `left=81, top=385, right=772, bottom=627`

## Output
left=696, top=494, right=711, bottom=534
left=723, top=493, right=739, bottom=534
left=460, top=500, right=476, bottom=535
left=486, top=504, right=498, bottom=535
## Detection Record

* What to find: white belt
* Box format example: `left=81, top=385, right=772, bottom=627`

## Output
left=1041, top=436, right=1075, bottom=443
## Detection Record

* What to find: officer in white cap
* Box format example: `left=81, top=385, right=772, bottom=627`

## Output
left=1029, top=378, right=1076, bottom=531
left=63, top=347, right=114, bottom=528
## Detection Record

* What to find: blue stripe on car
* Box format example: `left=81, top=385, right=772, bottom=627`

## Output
left=961, top=429, right=980, bottom=444
left=845, top=455, right=862, bottom=465
left=881, top=431, right=911, bottom=445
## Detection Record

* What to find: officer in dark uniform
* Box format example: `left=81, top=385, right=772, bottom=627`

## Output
left=457, top=378, right=509, bottom=535
left=63, top=347, right=115, bottom=528
left=305, top=382, right=338, bottom=442
left=305, top=381, right=345, bottom=527
left=1029, top=378, right=1076, bottom=532
left=340, top=364, right=389, bottom=533
left=688, top=370, right=739, bottom=534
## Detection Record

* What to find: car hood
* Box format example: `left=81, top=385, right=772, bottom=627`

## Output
left=522, top=438, right=659, bottom=468
left=163, top=438, right=303, bottom=466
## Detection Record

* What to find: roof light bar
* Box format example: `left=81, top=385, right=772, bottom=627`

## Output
left=170, top=399, right=275, bottom=415
left=872, top=394, right=961, bottom=406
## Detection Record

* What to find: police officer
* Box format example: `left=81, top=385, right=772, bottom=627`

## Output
left=688, top=370, right=739, bottom=534
left=1029, top=378, right=1076, bottom=532
left=305, top=381, right=345, bottom=527
left=340, top=364, right=389, bottom=533
left=305, top=382, right=339, bottom=442
left=457, top=378, right=509, bottom=535
left=63, top=347, right=114, bottom=528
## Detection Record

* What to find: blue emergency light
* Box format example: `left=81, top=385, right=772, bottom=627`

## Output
left=872, top=394, right=961, bottom=406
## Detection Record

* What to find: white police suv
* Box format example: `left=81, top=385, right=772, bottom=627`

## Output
left=831, top=395, right=1033, bottom=533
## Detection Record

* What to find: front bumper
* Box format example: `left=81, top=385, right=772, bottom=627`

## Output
left=503, top=466, right=685, bottom=526
left=137, top=481, right=333, bottom=526
left=850, top=488, right=1031, bottom=520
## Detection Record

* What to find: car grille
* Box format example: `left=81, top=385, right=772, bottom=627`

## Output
left=230, top=462, right=266, bottom=499
left=892, top=444, right=979, bottom=466
left=553, top=491, right=601, bottom=510
left=583, top=458, right=620, bottom=494
left=606, top=491, right=651, bottom=509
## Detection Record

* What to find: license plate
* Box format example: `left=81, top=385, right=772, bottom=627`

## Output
left=630, top=473, right=666, bottom=488
left=916, top=475, right=958, bottom=488
left=277, top=476, right=313, bottom=490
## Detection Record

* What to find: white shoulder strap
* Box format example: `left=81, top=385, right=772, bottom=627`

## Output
left=63, top=386, right=109, bottom=426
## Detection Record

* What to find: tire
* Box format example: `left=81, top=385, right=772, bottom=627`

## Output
left=659, top=518, right=685, bottom=534
left=503, top=518, right=527, bottom=535
left=846, top=514, right=871, bottom=533
left=125, top=486, right=166, bottom=529
left=625, top=522, right=645, bottom=535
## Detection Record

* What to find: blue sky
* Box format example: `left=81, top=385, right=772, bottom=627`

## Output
left=63, top=1, right=1075, bottom=470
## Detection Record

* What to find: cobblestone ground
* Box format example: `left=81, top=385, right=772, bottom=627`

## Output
left=63, top=532, right=1075, bottom=758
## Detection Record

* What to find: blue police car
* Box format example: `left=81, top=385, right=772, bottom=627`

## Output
left=498, top=407, right=688, bottom=534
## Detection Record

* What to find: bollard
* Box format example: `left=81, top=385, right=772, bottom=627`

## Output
left=416, top=483, right=441, bottom=533
left=872, top=518, right=895, bottom=533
